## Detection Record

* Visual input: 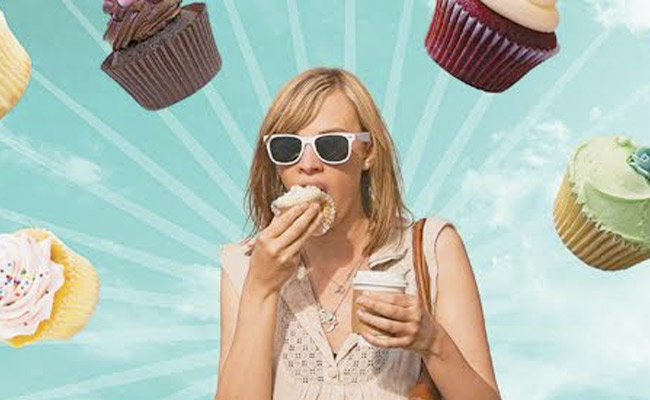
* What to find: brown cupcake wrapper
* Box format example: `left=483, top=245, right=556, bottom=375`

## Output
left=425, top=0, right=559, bottom=93
left=101, top=3, right=222, bottom=110
left=553, top=175, right=650, bottom=271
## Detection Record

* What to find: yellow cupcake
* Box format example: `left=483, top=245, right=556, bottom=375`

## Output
left=0, top=229, right=99, bottom=348
left=0, top=9, right=31, bottom=120
left=553, top=136, right=650, bottom=271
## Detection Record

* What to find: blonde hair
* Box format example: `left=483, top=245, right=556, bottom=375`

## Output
left=244, top=67, right=413, bottom=255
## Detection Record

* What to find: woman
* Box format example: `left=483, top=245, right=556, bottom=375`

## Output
left=216, top=68, right=501, bottom=400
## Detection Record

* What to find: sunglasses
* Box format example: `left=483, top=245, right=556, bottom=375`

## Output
left=263, top=132, right=371, bottom=166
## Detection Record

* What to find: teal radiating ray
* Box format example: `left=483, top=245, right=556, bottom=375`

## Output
left=588, top=81, right=650, bottom=135
left=38, top=325, right=220, bottom=346
left=222, top=0, right=272, bottom=112
left=413, top=93, right=493, bottom=215
left=403, top=73, right=450, bottom=195
left=5, top=351, right=219, bottom=400
left=442, top=29, right=614, bottom=218
left=0, top=205, right=205, bottom=283
left=344, top=0, right=356, bottom=73
left=161, top=377, right=218, bottom=400
left=157, top=109, right=246, bottom=213
left=203, top=83, right=254, bottom=168
left=31, top=70, right=242, bottom=239
left=382, top=0, right=414, bottom=130
left=286, top=0, right=309, bottom=72
left=61, top=0, right=111, bottom=53
left=0, top=124, right=221, bottom=259
left=100, top=287, right=218, bottom=313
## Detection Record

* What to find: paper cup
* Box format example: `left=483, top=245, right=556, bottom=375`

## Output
left=352, top=271, right=407, bottom=337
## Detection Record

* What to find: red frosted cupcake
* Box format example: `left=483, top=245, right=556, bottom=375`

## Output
left=425, top=0, right=560, bottom=93
left=101, top=0, right=222, bottom=110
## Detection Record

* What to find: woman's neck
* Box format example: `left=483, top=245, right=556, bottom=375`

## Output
left=303, top=210, right=369, bottom=274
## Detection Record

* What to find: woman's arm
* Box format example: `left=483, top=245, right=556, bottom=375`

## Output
left=422, top=225, right=500, bottom=400
left=215, top=271, right=280, bottom=400
left=215, top=203, right=323, bottom=400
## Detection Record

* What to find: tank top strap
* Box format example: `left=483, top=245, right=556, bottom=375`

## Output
left=219, top=241, right=252, bottom=296
left=420, top=216, right=455, bottom=317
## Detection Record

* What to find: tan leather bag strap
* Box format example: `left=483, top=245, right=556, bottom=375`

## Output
left=410, top=218, right=442, bottom=400
left=412, top=218, right=432, bottom=314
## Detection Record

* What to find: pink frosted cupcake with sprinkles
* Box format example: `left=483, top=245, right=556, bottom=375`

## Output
left=425, top=0, right=560, bottom=92
left=0, top=229, right=99, bottom=348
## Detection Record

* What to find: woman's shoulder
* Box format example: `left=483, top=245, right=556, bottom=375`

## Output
left=219, top=237, right=254, bottom=295
left=418, top=215, right=462, bottom=253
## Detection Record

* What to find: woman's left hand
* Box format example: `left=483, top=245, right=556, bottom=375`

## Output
left=355, top=292, right=437, bottom=356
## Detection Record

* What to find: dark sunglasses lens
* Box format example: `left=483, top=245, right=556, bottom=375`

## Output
left=316, top=135, right=349, bottom=162
left=269, top=136, right=302, bottom=163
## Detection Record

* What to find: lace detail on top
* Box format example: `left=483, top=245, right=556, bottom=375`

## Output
left=339, top=346, right=391, bottom=384
left=277, top=300, right=325, bottom=384
left=276, top=297, right=393, bottom=384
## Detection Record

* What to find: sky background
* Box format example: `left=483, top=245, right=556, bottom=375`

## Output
left=1, top=0, right=649, bottom=399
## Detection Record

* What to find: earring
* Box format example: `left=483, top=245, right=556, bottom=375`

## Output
left=363, top=161, right=370, bottom=171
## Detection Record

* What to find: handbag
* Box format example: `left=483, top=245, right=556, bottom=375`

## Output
left=408, top=218, right=442, bottom=400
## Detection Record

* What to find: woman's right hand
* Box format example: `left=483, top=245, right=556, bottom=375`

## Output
left=246, top=202, right=322, bottom=298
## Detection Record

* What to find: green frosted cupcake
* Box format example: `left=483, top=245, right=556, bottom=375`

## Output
left=553, top=136, right=650, bottom=270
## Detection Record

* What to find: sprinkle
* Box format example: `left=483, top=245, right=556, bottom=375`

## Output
left=45, top=290, right=49, bottom=295
left=39, top=274, right=43, bottom=278
left=21, top=269, right=26, bottom=275
left=23, top=322, right=27, bottom=326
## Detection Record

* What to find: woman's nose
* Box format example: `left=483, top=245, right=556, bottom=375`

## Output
left=297, top=143, right=323, bottom=172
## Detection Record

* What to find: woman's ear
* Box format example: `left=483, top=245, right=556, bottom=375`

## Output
left=363, top=142, right=375, bottom=171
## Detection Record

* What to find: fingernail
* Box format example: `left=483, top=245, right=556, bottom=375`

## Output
left=356, top=296, right=366, bottom=304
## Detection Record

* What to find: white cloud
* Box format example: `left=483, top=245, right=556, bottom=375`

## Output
left=64, top=156, right=102, bottom=185
left=587, top=0, right=650, bottom=32
left=590, top=106, right=603, bottom=121
left=455, top=119, right=650, bottom=399
left=0, top=129, right=105, bottom=186
left=457, top=119, right=572, bottom=229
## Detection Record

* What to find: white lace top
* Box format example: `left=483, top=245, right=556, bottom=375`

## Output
left=219, top=217, right=451, bottom=400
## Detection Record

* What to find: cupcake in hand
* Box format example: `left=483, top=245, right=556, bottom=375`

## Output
left=553, top=136, right=650, bottom=271
left=271, top=185, right=336, bottom=236
left=425, top=0, right=560, bottom=92
left=0, top=229, right=99, bottom=348
left=101, top=0, right=222, bottom=110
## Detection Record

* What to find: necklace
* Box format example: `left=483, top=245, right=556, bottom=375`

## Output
left=318, top=257, right=360, bottom=294
left=302, top=252, right=367, bottom=333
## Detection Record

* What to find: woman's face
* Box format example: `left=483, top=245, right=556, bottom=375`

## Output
left=276, top=90, right=372, bottom=226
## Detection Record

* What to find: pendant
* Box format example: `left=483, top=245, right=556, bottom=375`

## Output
left=318, top=308, right=339, bottom=333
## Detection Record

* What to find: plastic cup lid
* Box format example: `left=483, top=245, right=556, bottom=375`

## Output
left=352, top=271, right=407, bottom=288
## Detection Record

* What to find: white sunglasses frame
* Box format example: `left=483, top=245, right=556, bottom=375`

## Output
left=263, top=132, right=371, bottom=166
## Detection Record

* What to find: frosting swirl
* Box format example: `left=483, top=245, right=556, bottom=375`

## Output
left=0, top=233, right=65, bottom=340
left=568, top=136, right=650, bottom=249
left=480, top=0, right=559, bottom=33
left=103, top=0, right=181, bottom=50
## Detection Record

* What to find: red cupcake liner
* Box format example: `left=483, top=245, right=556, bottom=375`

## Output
left=101, top=3, right=222, bottom=110
left=425, top=0, right=559, bottom=93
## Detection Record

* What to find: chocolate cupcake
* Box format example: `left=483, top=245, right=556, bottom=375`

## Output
left=101, top=0, right=222, bottom=110
left=425, top=0, right=560, bottom=93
